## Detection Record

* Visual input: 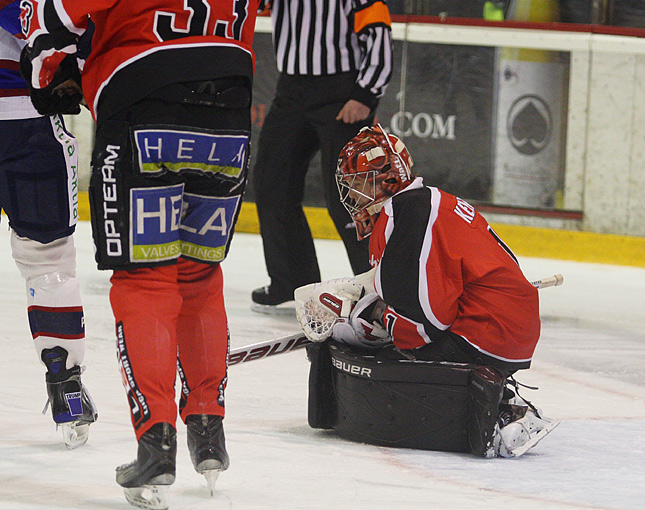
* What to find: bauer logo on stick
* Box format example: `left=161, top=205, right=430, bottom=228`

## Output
left=228, top=335, right=311, bottom=365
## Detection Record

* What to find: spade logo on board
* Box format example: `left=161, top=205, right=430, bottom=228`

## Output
left=507, top=95, right=551, bottom=156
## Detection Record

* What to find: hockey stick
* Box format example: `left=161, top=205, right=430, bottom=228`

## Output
left=530, top=274, right=564, bottom=289
left=228, top=333, right=311, bottom=365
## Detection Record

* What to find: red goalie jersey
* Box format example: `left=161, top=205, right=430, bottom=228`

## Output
left=20, top=0, right=262, bottom=120
left=370, top=178, right=540, bottom=371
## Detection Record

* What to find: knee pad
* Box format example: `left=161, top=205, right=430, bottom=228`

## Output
left=307, top=342, right=505, bottom=456
left=11, top=231, right=77, bottom=282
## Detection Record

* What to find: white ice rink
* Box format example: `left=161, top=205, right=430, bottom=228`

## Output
left=0, top=222, right=644, bottom=510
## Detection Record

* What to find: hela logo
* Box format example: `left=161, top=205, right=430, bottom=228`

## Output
left=130, top=185, right=183, bottom=263
left=134, top=129, right=248, bottom=179
left=179, top=194, right=241, bottom=263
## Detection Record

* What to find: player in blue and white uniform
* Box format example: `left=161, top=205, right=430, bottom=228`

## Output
left=0, top=0, right=96, bottom=449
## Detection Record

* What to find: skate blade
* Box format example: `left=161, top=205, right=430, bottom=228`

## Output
left=61, top=422, right=90, bottom=450
left=203, top=470, right=221, bottom=497
left=123, top=485, right=169, bottom=510
left=509, top=419, right=561, bottom=458
left=196, top=459, right=226, bottom=496
left=250, top=301, right=295, bottom=316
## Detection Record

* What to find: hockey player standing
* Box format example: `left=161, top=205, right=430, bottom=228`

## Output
left=20, top=0, right=263, bottom=507
left=296, top=124, right=559, bottom=458
left=0, top=1, right=97, bottom=449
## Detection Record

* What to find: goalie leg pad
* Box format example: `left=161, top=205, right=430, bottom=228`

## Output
left=307, top=343, right=505, bottom=454
left=306, top=342, right=336, bottom=430
left=468, top=366, right=506, bottom=457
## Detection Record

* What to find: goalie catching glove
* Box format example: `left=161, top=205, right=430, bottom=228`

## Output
left=295, top=269, right=378, bottom=342
left=331, top=293, right=391, bottom=350
left=295, top=271, right=391, bottom=349
left=295, top=277, right=364, bottom=342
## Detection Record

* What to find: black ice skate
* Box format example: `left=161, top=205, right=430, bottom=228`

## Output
left=116, top=422, right=177, bottom=510
left=251, top=284, right=295, bottom=315
left=41, top=347, right=98, bottom=449
left=186, top=414, right=230, bottom=495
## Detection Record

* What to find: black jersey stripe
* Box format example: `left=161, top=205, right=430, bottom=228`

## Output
left=379, top=187, right=449, bottom=342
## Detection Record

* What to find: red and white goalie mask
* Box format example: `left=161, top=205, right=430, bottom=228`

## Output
left=336, top=124, right=414, bottom=240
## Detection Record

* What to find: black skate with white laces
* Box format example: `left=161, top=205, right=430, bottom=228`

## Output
left=41, top=347, right=98, bottom=449
left=186, top=414, right=230, bottom=495
left=116, top=422, right=176, bottom=510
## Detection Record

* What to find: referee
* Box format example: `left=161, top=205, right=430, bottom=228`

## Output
left=252, top=0, right=393, bottom=312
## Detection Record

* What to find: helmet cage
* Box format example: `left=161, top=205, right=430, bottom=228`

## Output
left=337, top=169, right=380, bottom=217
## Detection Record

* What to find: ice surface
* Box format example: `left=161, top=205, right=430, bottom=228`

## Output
left=0, top=223, right=643, bottom=510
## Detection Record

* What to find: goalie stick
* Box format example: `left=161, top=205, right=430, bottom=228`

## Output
left=228, top=333, right=311, bottom=365
left=530, top=274, right=564, bottom=289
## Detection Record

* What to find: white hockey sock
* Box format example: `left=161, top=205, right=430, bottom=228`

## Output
left=11, top=232, right=85, bottom=368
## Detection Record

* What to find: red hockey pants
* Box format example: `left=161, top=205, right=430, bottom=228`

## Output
left=110, top=258, right=228, bottom=440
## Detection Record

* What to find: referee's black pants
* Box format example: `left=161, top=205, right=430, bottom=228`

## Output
left=253, top=72, right=374, bottom=295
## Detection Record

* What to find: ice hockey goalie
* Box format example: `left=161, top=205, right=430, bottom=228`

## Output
left=296, top=125, right=559, bottom=458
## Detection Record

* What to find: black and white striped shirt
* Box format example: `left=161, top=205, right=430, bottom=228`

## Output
left=266, top=0, right=393, bottom=100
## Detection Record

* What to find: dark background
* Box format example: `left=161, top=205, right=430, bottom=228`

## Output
left=245, top=32, right=495, bottom=207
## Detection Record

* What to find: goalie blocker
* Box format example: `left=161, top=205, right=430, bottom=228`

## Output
left=307, top=342, right=505, bottom=457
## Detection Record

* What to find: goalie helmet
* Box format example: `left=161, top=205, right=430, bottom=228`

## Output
left=336, top=124, right=414, bottom=240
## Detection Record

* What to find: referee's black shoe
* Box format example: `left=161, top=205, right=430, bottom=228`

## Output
left=251, top=284, right=295, bottom=314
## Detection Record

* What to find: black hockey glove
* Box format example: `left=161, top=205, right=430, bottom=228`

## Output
left=20, top=48, right=84, bottom=116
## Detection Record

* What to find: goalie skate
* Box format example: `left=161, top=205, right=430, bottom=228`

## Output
left=495, top=409, right=560, bottom=458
